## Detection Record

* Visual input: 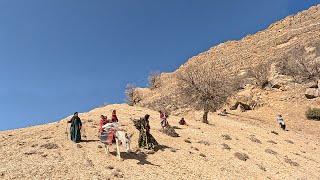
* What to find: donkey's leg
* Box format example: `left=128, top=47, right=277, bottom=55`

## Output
left=104, top=144, right=110, bottom=155
left=116, top=138, right=121, bottom=160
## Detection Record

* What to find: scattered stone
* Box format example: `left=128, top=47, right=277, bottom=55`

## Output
left=97, top=145, right=103, bottom=149
left=107, top=165, right=114, bottom=170
left=77, top=144, right=83, bottom=148
left=284, top=157, right=299, bottom=166
left=191, top=146, right=199, bottom=151
left=249, top=136, right=262, bottom=144
left=257, top=164, right=267, bottom=171
left=169, top=148, right=177, bottom=152
left=40, top=143, right=59, bottom=149
left=86, top=159, right=94, bottom=167
left=42, top=136, right=52, bottom=140
left=41, top=154, right=48, bottom=158
left=184, top=139, right=191, bottom=144
left=305, top=88, right=320, bottom=99
left=8, top=134, right=13, bottom=137
left=1, top=172, right=4, bottom=176
left=285, top=140, right=294, bottom=144
left=91, top=125, right=97, bottom=128
left=222, top=134, right=232, bottom=140
left=31, top=144, right=38, bottom=147
left=87, top=119, right=93, bottom=123
left=24, top=151, right=37, bottom=155
left=111, top=171, right=123, bottom=178
left=271, top=131, right=279, bottom=135
left=265, top=149, right=278, bottom=155
left=234, top=152, right=249, bottom=161
left=199, top=153, right=206, bottom=157
left=18, top=142, right=26, bottom=146
left=267, top=140, right=277, bottom=144
left=198, top=140, right=210, bottom=146
left=221, top=143, right=231, bottom=150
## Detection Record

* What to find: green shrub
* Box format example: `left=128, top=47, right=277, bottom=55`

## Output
left=305, top=108, right=320, bottom=121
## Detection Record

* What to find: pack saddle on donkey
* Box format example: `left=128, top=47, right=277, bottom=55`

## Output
left=100, top=122, right=132, bottom=160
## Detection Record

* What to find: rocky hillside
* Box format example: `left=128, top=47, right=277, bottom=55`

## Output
left=1, top=104, right=320, bottom=179
left=134, top=4, right=320, bottom=114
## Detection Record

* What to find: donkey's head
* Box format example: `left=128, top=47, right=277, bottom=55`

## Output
left=117, top=131, right=133, bottom=152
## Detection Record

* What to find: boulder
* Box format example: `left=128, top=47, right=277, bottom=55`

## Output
left=305, top=88, right=320, bottom=99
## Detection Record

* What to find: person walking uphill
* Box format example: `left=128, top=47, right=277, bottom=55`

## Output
left=111, top=110, right=119, bottom=123
left=68, top=112, right=82, bottom=143
left=276, top=114, right=286, bottom=131
left=133, top=114, right=158, bottom=150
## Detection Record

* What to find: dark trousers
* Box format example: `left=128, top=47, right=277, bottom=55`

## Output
left=280, top=124, right=286, bottom=130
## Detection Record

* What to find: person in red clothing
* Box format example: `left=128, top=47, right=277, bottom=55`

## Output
left=99, top=115, right=108, bottom=133
left=159, top=111, right=168, bottom=130
left=111, top=110, right=119, bottom=122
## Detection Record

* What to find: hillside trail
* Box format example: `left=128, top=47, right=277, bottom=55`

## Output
left=0, top=104, right=319, bottom=179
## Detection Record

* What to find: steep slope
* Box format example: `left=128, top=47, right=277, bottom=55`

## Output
left=1, top=104, right=320, bottom=179
left=133, top=4, right=320, bottom=136
left=134, top=4, right=320, bottom=110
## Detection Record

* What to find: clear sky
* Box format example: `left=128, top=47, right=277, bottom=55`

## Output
left=0, top=0, right=319, bottom=130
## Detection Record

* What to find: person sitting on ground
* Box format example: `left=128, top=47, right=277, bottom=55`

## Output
left=133, top=114, right=158, bottom=149
left=67, top=112, right=82, bottom=143
left=179, top=118, right=187, bottom=125
left=159, top=111, right=169, bottom=130
left=111, top=110, right=119, bottom=123
left=276, top=114, right=286, bottom=131
left=99, top=115, right=108, bottom=133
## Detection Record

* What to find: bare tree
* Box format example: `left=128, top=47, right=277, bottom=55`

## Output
left=125, top=83, right=137, bottom=106
left=148, top=71, right=161, bottom=90
left=251, top=62, right=271, bottom=88
left=278, top=45, right=320, bottom=83
left=177, top=63, right=239, bottom=124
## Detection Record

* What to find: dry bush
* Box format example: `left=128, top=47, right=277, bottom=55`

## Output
left=177, top=63, right=239, bottom=123
left=125, top=83, right=137, bottom=106
left=161, top=125, right=179, bottom=137
left=306, top=107, right=320, bottom=121
left=221, top=143, right=231, bottom=150
left=148, top=71, right=161, bottom=90
left=277, top=45, right=320, bottom=83
left=265, top=149, right=278, bottom=155
left=251, top=62, right=271, bottom=88
left=284, top=157, right=299, bottom=166
left=40, top=143, right=59, bottom=149
left=249, top=136, right=262, bottom=144
left=234, top=152, right=249, bottom=161
left=222, top=134, right=232, bottom=140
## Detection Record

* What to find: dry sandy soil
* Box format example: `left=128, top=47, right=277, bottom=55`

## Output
left=1, top=104, right=319, bottom=179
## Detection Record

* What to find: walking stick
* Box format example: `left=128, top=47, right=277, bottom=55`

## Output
left=65, top=122, right=69, bottom=140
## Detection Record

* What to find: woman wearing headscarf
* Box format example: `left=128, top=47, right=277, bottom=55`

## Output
left=99, top=115, right=108, bottom=133
left=133, top=114, right=158, bottom=149
left=111, top=110, right=119, bottom=123
left=67, top=112, right=82, bottom=143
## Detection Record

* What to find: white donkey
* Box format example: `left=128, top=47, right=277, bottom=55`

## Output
left=102, top=123, right=132, bottom=160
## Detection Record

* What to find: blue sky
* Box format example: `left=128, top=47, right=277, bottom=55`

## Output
left=0, top=0, right=319, bottom=130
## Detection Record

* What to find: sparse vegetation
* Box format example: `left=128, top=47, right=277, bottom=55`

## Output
left=125, top=83, right=137, bottom=106
left=40, top=143, right=59, bottom=149
left=305, top=108, right=320, bottom=121
left=161, top=125, right=179, bottom=137
left=249, top=136, right=262, bottom=144
left=148, top=71, right=161, bottom=90
left=222, top=134, right=232, bottom=140
left=251, top=62, right=271, bottom=88
left=277, top=45, right=320, bottom=83
left=284, top=157, right=299, bottom=167
left=265, top=149, right=278, bottom=155
left=177, top=63, right=239, bottom=123
left=221, top=143, right=231, bottom=150
left=234, top=152, right=249, bottom=161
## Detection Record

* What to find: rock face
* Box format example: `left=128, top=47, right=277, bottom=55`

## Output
left=134, top=5, right=320, bottom=113
left=305, top=88, right=320, bottom=99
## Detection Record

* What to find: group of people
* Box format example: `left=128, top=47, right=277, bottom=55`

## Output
left=66, top=109, right=286, bottom=146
